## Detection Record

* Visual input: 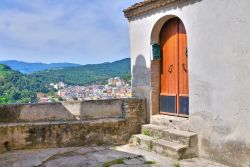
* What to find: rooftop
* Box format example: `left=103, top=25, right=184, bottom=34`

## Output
left=124, top=0, right=186, bottom=20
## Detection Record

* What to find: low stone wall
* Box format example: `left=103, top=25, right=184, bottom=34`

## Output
left=0, top=103, right=76, bottom=123
left=0, top=99, right=130, bottom=122
left=62, top=99, right=123, bottom=120
left=0, top=98, right=147, bottom=153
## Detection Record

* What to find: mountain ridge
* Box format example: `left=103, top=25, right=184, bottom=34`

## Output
left=0, top=60, right=81, bottom=74
left=31, top=58, right=131, bottom=85
left=0, top=58, right=131, bottom=104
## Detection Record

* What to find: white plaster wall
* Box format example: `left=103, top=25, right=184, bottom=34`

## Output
left=128, top=0, right=250, bottom=166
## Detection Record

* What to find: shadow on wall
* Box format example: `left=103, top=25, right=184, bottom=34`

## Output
left=0, top=100, right=125, bottom=123
left=132, top=55, right=150, bottom=98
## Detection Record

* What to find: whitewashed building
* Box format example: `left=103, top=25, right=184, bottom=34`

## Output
left=124, top=0, right=250, bottom=166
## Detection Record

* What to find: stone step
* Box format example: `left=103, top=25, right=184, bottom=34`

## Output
left=130, top=134, right=155, bottom=151
left=142, top=124, right=198, bottom=146
left=153, top=139, right=188, bottom=160
left=130, top=134, right=195, bottom=160
left=151, top=115, right=189, bottom=131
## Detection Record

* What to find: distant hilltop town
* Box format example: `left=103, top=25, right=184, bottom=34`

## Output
left=37, top=77, right=131, bottom=103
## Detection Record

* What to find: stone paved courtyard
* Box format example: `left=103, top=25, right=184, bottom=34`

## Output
left=0, top=145, right=228, bottom=167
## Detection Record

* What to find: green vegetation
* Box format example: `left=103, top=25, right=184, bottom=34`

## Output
left=144, top=160, right=156, bottom=164
left=0, top=64, right=13, bottom=80
left=0, top=64, right=52, bottom=104
left=121, top=72, right=131, bottom=82
left=103, top=155, right=146, bottom=167
left=103, top=158, right=125, bottom=167
left=147, top=141, right=153, bottom=151
left=0, top=60, right=80, bottom=74
left=136, top=137, right=141, bottom=145
left=173, top=161, right=181, bottom=167
left=31, top=58, right=131, bottom=86
left=0, top=58, right=131, bottom=104
left=143, top=128, right=150, bottom=136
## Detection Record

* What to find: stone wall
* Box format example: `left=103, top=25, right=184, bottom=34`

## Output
left=0, top=98, right=147, bottom=153
left=0, top=103, right=76, bottom=123
left=0, top=99, right=132, bottom=122
left=63, top=100, right=123, bottom=120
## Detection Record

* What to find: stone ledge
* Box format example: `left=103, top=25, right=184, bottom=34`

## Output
left=0, top=98, right=146, bottom=123
left=0, top=118, right=126, bottom=127
left=0, top=98, right=147, bottom=154
left=0, top=118, right=129, bottom=153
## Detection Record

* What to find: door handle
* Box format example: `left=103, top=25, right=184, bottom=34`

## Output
left=182, top=64, right=188, bottom=72
left=168, top=64, right=173, bottom=74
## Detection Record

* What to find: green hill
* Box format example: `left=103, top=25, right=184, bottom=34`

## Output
left=0, top=60, right=80, bottom=74
left=0, top=64, right=14, bottom=80
left=31, top=58, right=131, bottom=85
left=0, top=64, right=50, bottom=104
left=0, top=58, right=131, bottom=104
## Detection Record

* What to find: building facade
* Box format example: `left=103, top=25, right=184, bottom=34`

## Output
left=124, top=0, right=250, bottom=166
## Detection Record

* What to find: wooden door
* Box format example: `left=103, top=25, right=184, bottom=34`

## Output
left=160, top=18, right=189, bottom=116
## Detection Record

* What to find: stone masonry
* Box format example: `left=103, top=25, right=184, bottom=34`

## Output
left=0, top=98, right=147, bottom=153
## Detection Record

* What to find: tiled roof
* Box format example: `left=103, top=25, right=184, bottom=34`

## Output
left=124, top=0, right=185, bottom=20
left=124, top=0, right=158, bottom=12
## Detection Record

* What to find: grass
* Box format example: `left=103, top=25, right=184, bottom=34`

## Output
left=173, top=160, right=181, bottom=167
left=103, top=155, right=144, bottom=167
left=136, top=137, right=141, bottom=145
left=144, top=160, right=156, bottom=164
left=143, top=128, right=150, bottom=136
left=147, top=141, right=153, bottom=151
left=103, top=158, right=125, bottom=167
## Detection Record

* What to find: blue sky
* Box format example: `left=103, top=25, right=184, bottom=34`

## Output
left=0, top=0, right=138, bottom=64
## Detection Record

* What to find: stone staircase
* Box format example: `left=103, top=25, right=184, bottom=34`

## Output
left=130, top=115, right=198, bottom=160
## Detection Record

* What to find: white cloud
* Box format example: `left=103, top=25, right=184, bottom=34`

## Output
left=0, top=0, right=138, bottom=64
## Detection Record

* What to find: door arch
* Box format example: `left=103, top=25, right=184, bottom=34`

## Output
left=160, top=17, right=189, bottom=117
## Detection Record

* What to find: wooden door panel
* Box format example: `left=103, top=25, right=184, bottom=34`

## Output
left=178, top=20, right=189, bottom=95
left=160, top=18, right=178, bottom=95
left=179, top=95, right=189, bottom=115
left=160, top=95, right=176, bottom=113
left=160, top=18, right=189, bottom=116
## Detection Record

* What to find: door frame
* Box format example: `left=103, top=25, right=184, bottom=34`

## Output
left=159, top=17, right=189, bottom=118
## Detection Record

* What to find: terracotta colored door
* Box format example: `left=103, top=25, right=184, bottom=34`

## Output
left=160, top=18, right=189, bottom=116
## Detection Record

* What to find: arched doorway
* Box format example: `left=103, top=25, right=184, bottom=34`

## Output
left=160, top=17, right=189, bottom=117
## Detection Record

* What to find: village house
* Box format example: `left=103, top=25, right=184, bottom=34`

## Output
left=124, top=0, right=250, bottom=166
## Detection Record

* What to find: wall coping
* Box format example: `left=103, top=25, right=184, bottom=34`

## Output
left=0, top=98, right=144, bottom=107
left=0, top=98, right=146, bottom=123
left=124, top=0, right=187, bottom=20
